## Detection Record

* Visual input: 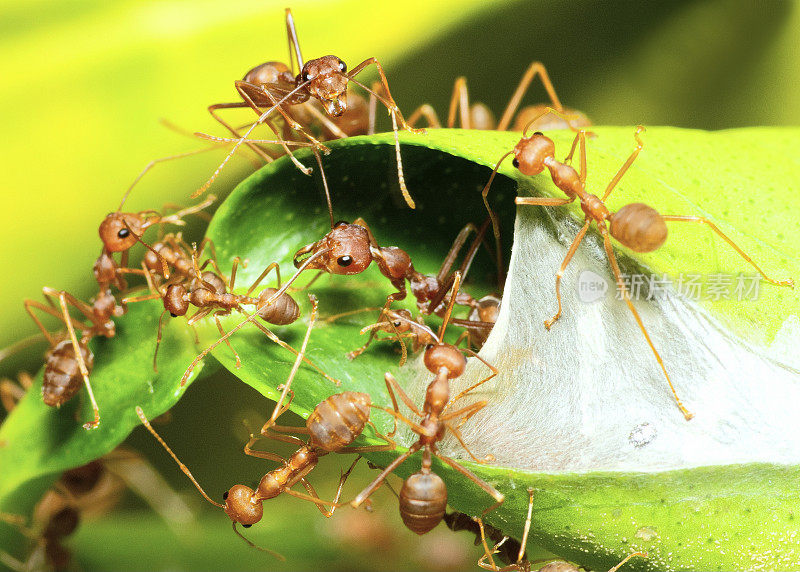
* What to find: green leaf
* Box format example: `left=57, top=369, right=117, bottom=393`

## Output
left=202, top=126, right=800, bottom=571
left=0, top=302, right=207, bottom=548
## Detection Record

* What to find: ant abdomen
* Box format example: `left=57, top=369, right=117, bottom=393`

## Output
left=164, top=284, right=189, bottom=317
left=609, top=202, right=668, bottom=253
left=223, top=484, right=263, bottom=526
left=399, top=471, right=448, bottom=535
left=42, top=340, right=94, bottom=407
left=243, top=61, right=294, bottom=88
left=307, top=391, right=371, bottom=452
left=256, top=288, right=300, bottom=325
left=98, top=213, right=144, bottom=252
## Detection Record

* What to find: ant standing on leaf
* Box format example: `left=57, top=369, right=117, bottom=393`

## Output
left=137, top=296, right=395, bottom=559
left=195, top=8, right=424, bottom=209
left=480, top=110, right=795, bottom=420
left=350, top=272, right=504, bottom=535
left=407, top=61, right=591, bottom=133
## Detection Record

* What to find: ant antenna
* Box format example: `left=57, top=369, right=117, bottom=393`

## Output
left=437, top=270, right=462, bottom=341
left=135, top=406, right=224, bottom=509
left=123, top=221, right=170, bottom=279
left=232, top=521, right=286, bottom=561
left=285, top=8, right=304, bottom=75
left=192, top=80, right=314, bottom=198
left=268, top=294, right=318, bottom=426
left=311, top=149, right=334, bottom=229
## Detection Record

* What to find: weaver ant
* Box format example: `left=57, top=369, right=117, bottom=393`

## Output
left=177, top=249, right=341, bottom=388
left=407, top=62, right=590, bottom=133
left=294, top=198, right=497, bottom=358
left=138, top=297, right=394, bottom=558
left=481, top=116, right=794, bottom=420
left=195, top=8, right=423, bottom=209
left=471, top=489, right=647, bottom=572
left=22, top=286, right=124, bottom=429
left=350, top=272, right=504, bottom=535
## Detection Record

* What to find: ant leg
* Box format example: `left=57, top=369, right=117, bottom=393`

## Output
left=55, top=293, right=100, bottom=430
left=350, top=444, right=420, bottom=508
left=42, top=287, right=96, bottom=324
left=299, top=455, right=361, bottom=517
left=449, top=349, right=498, bottom=405
left=407, top=103, right=442, bottom=129
left=0, top=378, right=26, bottom=413
left=194, top=237, right=225, bottom=277
left=609, top=552, right=649, bottom=572
left=23, top=299, right=67, bottom=346
left=436, top=223, right=479, bottom=284
left=283, top=486, right=340, bottom=514
left=214, top=314, right=241, bottom=368
left=323, top=306, right=384, bottom=324
left=152, top=310, right=168, bottom=372
left=661, top=215, right=794, bottom=288
left=136, top=406, right=224, bottom=508
left=542, top=219, right=591, bottom=329
left=475, top=517, right=505, bottom=571
left=235, top=81, right=320, bottom=172
left=228, top=257, right=245, bottom=291
left=245, top=262, right=280, bottom=296
left=186, top=307, right=214, bottom=326
left=445, top=417, right=494, bottom=464
left=514, top=196, right=575, bottom=207
left=157, top=195, right=217, bottom=227
left=207, top=101, right=275, bottom=163
left=122, top=292, right=162, bottom=304
left=563, top=130, right=589, bottom=184
left=497, top=62, right=564, bottom=131
left=601, top=125, right=645, bottom=201
left=244, top=435, right=298, bottom=460
left=447, top=77, right=471, bottom=129
left=248, top=321, right=340, bottom=386
left=346, top=302, right=394, bottom=360
left=385, top=370, right=423, bottom=417
left=600, top=226, right=694, bottom=420
left=437, top=453, right=505, bottom=504
left=339, top=420, right=397, bottom=453
left=480, top=150, right=515, bottom=275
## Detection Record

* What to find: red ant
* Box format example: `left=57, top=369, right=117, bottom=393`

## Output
left=293, top=205, right=496, bottom=358
left=481, top=114, right=795, bottom=420
left=195, top=8, right=423, bottom=209
left=137, top=297, right=394, bottom=558
left=471, top=489, right=647, bottom=572
left=176, top=248, right=341, bottom=388
left=407, top=62, right=590, bottom=133
left=22, top=286, right=124, bottom=429
left=350, top=272, right=504, bottom=535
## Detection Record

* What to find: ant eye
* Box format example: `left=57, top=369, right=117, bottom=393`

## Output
left=222, top=491, right=229, bottom=501
left=338, top=59, right=346, bottom=72
left=333, top=220, right=349, bottom=227
left=117, top=228, right=130, bottom=239
left=393, top=321, right=401, bottom=327
left=512, top=158, right=520, bottom=168
left=243, top=524, right=252, bottom=529
left=169, top=313, right=177, bottom=318
left=302, top=71, right=313, bottom=82
left=534, top=131, right=544, bottom=136
left=337, top=255, right=353, bottom=267
left=425, top=344, right=434, bottom=351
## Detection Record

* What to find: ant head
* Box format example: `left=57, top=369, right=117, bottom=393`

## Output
left=512, top=132, right=555, bottom=176
left=423, top=343, right=466, bottom=379
left=293, top=222, right=372, bottom=275
left=222, top=485, right=263, bottom=526
left=164, top=284, right=189, bottom=317
left=299, top=56, right=349, bottom=116
left=243, top=61, right=293, bottom=86
left=384, top=309, right=413, bottom=333
left=99, top=212, right=145, bottom=252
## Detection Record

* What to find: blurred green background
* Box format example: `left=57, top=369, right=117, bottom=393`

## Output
left=1, top=0, right=799, bottom=570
